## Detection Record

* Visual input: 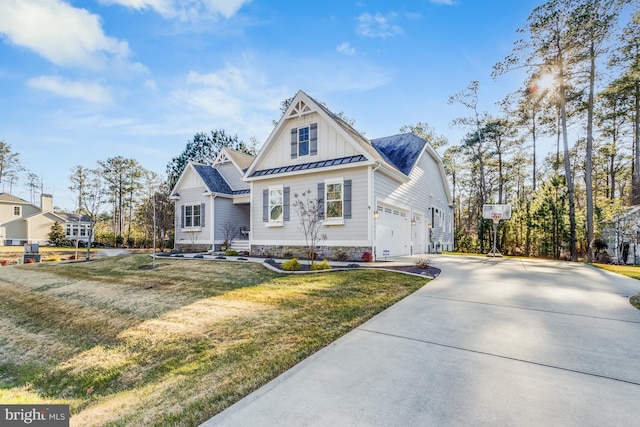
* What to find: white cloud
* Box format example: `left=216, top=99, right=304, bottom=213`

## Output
left=337, top=42, right=356, bottom=56
left=0, top=0, right=131, bottom=69
left=101, top=0, right=251, bottom=21
left=171, top=65, right=288, bottom=143
left=27, top=75, right=112, bottom=104
left=356, top=12, right=403, bottom=39
left=144, top=79, right=158, bottom=90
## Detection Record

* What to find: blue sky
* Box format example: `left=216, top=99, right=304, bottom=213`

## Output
left=1, top=0, right=541, bottom=211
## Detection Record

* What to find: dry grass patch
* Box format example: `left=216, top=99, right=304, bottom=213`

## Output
left=0, top=255, right=429, bottom=426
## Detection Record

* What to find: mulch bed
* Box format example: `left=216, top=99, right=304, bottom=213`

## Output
left=267, top=261, right=441, bottom=277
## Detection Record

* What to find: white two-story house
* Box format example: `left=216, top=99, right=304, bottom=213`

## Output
left=171, top=90, right=454, bottom=259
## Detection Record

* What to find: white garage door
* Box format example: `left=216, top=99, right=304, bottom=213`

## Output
left=375, top=205, right=410, bottom=257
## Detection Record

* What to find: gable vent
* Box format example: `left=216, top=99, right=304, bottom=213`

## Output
left=288, top=100, right=314, bottom=118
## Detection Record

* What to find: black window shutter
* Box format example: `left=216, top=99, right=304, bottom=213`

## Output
left=201, top=203, right=205, bottom=227
left=290, top=128, right=298, bottom=159
left=344, top=180, right=352, bottom=219
left=181, top=205, right=185, bottom=228
left=310, top=123, right=318, bottom=155
left=283, top=187, right=290, bottom=221
left=317, top=183, right=325, bottom=219
left=263, top=189, right=269, bottom=222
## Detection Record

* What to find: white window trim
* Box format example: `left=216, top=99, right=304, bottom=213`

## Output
left=267, top=185, right=284, bottom=226
left=297, top=126, right=310, bottom=157
left=324, top=178, right=344, bottom=225
left=182, top=204, right=202, bottom=230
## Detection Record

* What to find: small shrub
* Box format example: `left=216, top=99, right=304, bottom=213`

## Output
left=0, top=259, right=8, bottom=266
left=69, top=254, right=76, bottom=260
left=264, top=258, right=277, bottom=265
left=346, top=263, right=360, bottom=268
left=310, top=259, right=332, bottom=270
left=225, top=249, right=239, bottom=256
left=47, top=256, right=61, bottom=262
left=361, top=251, right=373, bottom=262
left=415, top=257, right=431, bottom=269
left=335, top=251, right=349, bottom=261
left=282, top=258, right=302, bottom=271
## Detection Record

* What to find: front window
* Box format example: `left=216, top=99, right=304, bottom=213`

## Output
left=298, top=127, right=309, bottom=157
left=269, top=187, right=283, bottom=222
left=13, top=206, right=20, bottom=216
left=326, top=181, right=343, bottom=219
left=185, top=204, right=201, bottom=227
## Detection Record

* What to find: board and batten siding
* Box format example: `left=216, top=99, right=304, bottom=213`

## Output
left=217, top=162, right=248, bottom=191
left=374, top=149, right=453, bottom=249
left=213, top=197, right=250, bottom=244
left=258, top=112, right=363, bottom=171
left=251, top=167, right=370, bottom=247
left=174, top=186, right=211, bottom=247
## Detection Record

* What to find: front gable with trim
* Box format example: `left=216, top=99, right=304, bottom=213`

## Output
left=246, top=92, right=377, bottom=177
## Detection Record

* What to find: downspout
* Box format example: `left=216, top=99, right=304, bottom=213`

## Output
left=370, top=161, right=381, bottom=259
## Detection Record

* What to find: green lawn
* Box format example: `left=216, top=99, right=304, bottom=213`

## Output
left=592, top=263, right=640, bottom=309
left=0, top=255, right=428, bottom=426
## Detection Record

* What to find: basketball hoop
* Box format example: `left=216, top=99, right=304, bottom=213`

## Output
left=483, top=204, right=512, bottom=257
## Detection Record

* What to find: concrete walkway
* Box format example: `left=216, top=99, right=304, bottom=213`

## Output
left=201, top=255, right=640, bottom=426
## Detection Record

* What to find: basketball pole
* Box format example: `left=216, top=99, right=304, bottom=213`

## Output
left=490, top=218, right=499, bottom=257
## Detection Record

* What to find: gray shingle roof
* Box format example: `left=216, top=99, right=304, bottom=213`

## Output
left=193, top=164, right=233, bottom=194
left=371, top=133, right=428, bottom=176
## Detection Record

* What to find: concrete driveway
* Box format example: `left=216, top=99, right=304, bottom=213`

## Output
left=202, top=255, right=640, bottom=426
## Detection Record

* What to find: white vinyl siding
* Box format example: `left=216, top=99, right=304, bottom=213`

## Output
left=214, top=198, right=249, bottom=245
left=251, top=168, right=368, bottom=247
left=259, top=112, right=363, bottom=170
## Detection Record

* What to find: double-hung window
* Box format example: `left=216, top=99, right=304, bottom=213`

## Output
left=13, top=206, right=20, bottom=216
left=269, top=187, right=284, bottom=222
left=325, top=180, right=343, bottom=220
left=291, top=123, right=317, bottom=158
left=298, top=127, right=309, bottom=157
left=185, top=204, right=201, bottom=227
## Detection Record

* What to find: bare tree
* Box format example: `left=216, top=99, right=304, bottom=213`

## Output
left=0, top=141, right=23, bottom=193
left=292, top=189, right=327, bottom=264
left=81, top=169, right=105, bottom=261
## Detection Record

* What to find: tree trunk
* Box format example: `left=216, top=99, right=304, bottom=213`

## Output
left=561, top=99, right=577, bottom=261
left=634, top=82, right=640, bottom=204
left=585, top=40, right=595, bottom=256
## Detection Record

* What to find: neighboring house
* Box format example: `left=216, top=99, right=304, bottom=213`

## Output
left=0, top=193, right=92, bottom=246
left=171, top=90, right=454, bottom=258
left=602, top=205, right=640, bottom=264
left=170, top=147, right=253, bottom=252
